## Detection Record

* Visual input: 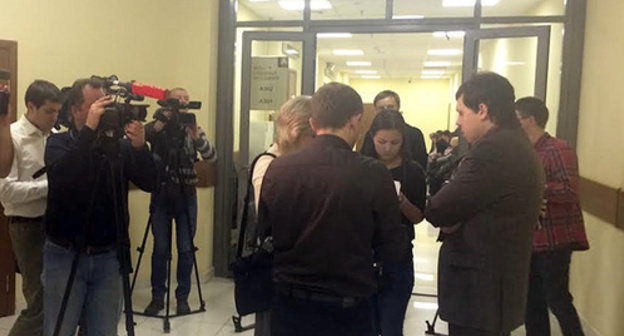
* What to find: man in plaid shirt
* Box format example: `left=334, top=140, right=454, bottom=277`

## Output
left=516, top=97, right=589, bottom=336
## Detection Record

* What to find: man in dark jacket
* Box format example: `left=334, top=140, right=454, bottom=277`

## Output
left=43, top=78, right=157, bottom=336
left=258, top=82, right=408, bottom=336
left=425, top=72, right=545, bottom=336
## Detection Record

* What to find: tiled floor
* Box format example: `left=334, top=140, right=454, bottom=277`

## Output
left=0, top=224, right=574, bottom=336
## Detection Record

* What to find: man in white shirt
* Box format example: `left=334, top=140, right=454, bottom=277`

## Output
left=0, top=80, right=61, bottom=336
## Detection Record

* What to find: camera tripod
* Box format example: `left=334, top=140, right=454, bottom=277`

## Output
left=52, top=140, right=137, bottom=336
left=130, top=123, right=206, bottom=333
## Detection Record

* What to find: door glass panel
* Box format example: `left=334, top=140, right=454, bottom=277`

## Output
left=394, top=0, right=474, bottom=18
left=477, top=36, right=538, bottom=100
left=483, top=0, right=565, bottom=17
left=311, top=0, right=385, bottom=20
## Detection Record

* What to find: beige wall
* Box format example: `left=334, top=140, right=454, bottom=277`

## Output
left=1, top=0, right=219, bottom=283
left=570, top=0, right=624, bottom=335
left=349, top=78, right=452, bottom=150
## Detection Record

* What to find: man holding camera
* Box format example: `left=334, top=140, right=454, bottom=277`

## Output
left=42, top=78, right=157, bottom=336
left=0, top=80, right=61, bottom=336
left=144, top=87, right=217, bottom=315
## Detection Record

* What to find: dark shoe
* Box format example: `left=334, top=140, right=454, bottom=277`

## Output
left=144, top=298, right=164, bottom=315
left=176, top=299, right=191, bottom=315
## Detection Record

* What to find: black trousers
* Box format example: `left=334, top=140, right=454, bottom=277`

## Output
left=525, top=249, right=585, bottom=336
left=448, top=324, right=509, bottom=336
left=271, top=293, right=373, bottom=336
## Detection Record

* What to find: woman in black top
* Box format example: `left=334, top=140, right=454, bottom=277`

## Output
left=361, top=109, right=426, bottom=336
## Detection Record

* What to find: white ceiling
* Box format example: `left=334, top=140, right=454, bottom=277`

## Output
left=240, top=0, right=562, bottom=79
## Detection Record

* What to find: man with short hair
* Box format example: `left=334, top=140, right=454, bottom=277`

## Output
left=425, top=72, right=545, bottom=336
left=42, top=78, right=157, bottom=336
left=144, top=87, right=217, bottom=315
left=515, top=96, right=588, bottom=336
left=0, top=80, right=61, bottom=336
left=258, top=82, right=408, bottom=336
left=361, top=90, right=428, bottom=168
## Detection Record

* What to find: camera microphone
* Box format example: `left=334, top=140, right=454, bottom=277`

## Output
left=93, top=75, right=168, bottom=100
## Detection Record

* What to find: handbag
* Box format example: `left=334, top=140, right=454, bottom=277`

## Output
left=231, top=152, right=276, bottom=316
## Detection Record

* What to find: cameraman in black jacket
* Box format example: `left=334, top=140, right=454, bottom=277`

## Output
left=42, top=78, right=156, bottom=336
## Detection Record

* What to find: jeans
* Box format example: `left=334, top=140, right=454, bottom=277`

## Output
left=525, top=249, right=585, bottom=336
left=373, top=262, right=414, bottom=336
left=42, top=240, right=122, bottom=336
left=271, top=293, right=374, bottom=336
left=8, top=218, right=44, bottom=336
left=150, top=185, right=197, bottom=300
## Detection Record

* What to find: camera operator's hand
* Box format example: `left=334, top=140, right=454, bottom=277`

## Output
left=85, top=95, right=114, bottom=131
left=153, top=110, right=172, bottom=132
left=125, top=121, right=146, bottom=149
left=187, top=123, right=199, bottom=141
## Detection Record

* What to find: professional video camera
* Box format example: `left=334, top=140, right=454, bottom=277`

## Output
left=153, top=98, right=202, bottom=128
left=91, top=75, right=149, bottom=139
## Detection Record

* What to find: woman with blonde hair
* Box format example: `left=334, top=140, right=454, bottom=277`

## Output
left=250, top=95, right=315, bottom=336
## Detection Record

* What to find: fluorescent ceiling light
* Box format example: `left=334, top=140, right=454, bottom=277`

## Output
left=422, top=70, right=445, bottom=75
left=503, top=61, right=526, bottom=66
left=427, top=49, right=462, bottom=56
left=317, top=33, right=353, bottom=39
left=285, top=48, right=299, bottom=55
left=333, top=49, right=364, bottom=56
left=424, top=61, right=452, bottom=67
left=355, top=70, right=377, bottom=74
left=393, top=15, right=425, bottom=19
left=361, top=75, right=381, bottom=79
left=346, top=61, right=371, bottom=67
left=421, top=75, right=445, bottom=79
left=413, top=301, right=439, bottom=310
left=443, top=0, right=499, bottom=7
left=278, top=0, right=332, bottom=11
left=432, top=31, right=466, bottom=38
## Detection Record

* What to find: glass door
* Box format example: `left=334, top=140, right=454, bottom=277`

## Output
left=462, top=26, right=551, bottom=100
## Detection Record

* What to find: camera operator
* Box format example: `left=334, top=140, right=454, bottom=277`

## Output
left=42, top=78, right=157, bottom=336
left=143, top=88, right=217, bottom=315
left=0, top=81, right=13, bottom=178
left=0, top=80, right=61, bottom=336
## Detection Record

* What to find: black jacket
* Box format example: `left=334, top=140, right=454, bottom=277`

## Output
left=258, top=135, right=409, bottom=297
left=44, top=127, right=157, bottom=248
left=425, top=127, right=545, bottom=333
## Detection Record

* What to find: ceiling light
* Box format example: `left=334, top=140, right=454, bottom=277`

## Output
left=432, top=31, right=466, bottom=38
left=346, top=61, right=371, bottom=67
left=355, top=70, right=377, bottom=74
left=333, top=49, right=364, bottom=56
left=424, top=61, right=452, bottom=67
left=393, top=15, right=425, bottom=19
left=278, top=0, right=332, bottom=11
left=422, top=70, right=446, bottom=75
left=427, top=49, right=462, bottom=56
left=503, top=61, right=526, bottom=66
left=317, top=33, right=353, bottom=39
left=443, top=0, right=499, bottom=7
left=285, top=48, right=299, bottom=55
left=361, top=75, right=381, bottom=79
left=413, top=301, right=439, bottom=310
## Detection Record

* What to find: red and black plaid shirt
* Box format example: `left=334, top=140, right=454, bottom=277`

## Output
left=534, top=133, right=589, bottom=252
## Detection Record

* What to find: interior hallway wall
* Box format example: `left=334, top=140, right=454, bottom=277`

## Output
left=570, top=0, right=624, bottom=335
left=0, top=0, right=220, bottom=285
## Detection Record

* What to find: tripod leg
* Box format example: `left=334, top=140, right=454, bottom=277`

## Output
left=119, top=246, right=136, bottom=336
left=53, top=252, right=81, bottom=336
left=191, top=246, right=206, bottom=310
left=164, top=217, right=173, bottom=328
left=131, top=213, right=153, bottom=294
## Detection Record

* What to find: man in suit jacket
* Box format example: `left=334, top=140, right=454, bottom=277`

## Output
left=425, top=72, right=545, bottom=336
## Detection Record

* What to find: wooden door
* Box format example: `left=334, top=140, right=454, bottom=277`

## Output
left=0, top=39, right=17, bottom=318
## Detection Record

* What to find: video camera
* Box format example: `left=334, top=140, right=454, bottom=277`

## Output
left=92, top=75, right=149, bottom=139
left=154, top=98, right=201, bottom=128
